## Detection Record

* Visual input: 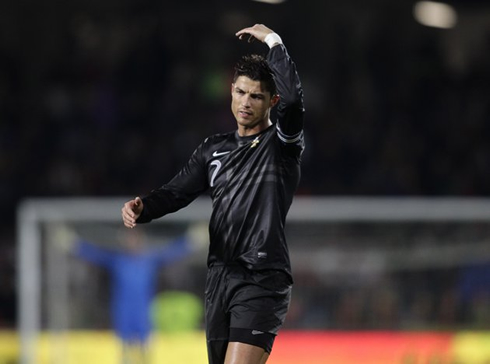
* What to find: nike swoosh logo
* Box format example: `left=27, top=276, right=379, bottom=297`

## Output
left=252, top=330, right=264, bottom=335
left=212, top=151, right=231, bottom=157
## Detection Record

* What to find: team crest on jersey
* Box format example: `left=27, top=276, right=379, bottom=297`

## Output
left=250, top=136, right=260, bottom=148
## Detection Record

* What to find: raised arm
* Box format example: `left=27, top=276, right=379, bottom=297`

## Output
left=236, top=24, right=305, bottom=142
left=236, top=24, right=281, bottom=48
left=75, top=240, right=116, bottom=268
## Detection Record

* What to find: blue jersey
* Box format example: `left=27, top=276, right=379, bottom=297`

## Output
left=75, top=236, right=191, bottom=343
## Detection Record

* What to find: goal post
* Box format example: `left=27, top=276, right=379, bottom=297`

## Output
left=16, top=197, right=213, bottom=364
left=16, top=196, right=490, bottom=364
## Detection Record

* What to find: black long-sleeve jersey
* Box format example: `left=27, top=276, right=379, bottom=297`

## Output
left=137, top=44, right=305, bottom=278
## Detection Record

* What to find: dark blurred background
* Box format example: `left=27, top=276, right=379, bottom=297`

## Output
left=2, top=0, right=490, bottom=328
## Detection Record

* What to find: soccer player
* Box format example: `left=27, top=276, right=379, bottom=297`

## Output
left=121, top=24, right=305, bottom=364
left=50, top=224, right=207, bottom=364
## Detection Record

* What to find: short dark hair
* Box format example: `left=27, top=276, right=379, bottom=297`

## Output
left=233, top=54, right=277, bottom=96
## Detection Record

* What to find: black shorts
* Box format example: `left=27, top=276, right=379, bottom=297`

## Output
left=204, top=264, right=292, bottom=364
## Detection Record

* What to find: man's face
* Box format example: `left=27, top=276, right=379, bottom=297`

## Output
left=121, top=228, right=145, bottom=254
left=231, top=76, right=278, bottom=135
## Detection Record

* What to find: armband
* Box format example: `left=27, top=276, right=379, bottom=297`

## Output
left=264, top=33, right=283, bottom=48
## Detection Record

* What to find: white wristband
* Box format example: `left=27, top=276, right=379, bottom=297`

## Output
left=264, top=33, right=283, bottom=48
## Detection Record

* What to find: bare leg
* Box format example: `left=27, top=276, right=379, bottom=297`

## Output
left=121, top=341, right=148, bottom=364
left=224, top=342, right=270, bottom=364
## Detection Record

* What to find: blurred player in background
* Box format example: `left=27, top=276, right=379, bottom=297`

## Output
left=51, top=224, right=207, bottom=364
left=122, top=24, right=305, bottom=364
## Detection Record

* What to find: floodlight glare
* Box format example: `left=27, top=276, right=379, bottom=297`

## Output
left=414, top=1, right=458, bottom=29
left=251, top=0, right=286, bottom=4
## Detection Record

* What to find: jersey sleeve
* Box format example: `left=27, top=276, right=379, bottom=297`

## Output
left=148, top=235, right=192, bottom=266
left=267, top=44, right=305, bottom=146
left=137, top=142, right=209, bottom=223
left=74, top=240, right=115, bottom=267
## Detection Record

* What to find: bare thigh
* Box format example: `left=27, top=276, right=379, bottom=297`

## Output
left=224, top=342, right=269, bottom=364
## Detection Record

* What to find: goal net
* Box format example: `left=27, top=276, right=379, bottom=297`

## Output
left=17, top=197, right=490, bottom=364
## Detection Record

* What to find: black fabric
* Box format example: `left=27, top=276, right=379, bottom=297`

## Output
left=229, top=327, right=276, bottom=353
left=136, top=43, right=304, bottom=364
left=137, top=44, right=304, bottom=279
left=206, top=339, right=228, bottom=364
left=205, top=265, right=289, bottom=362
left=204, top=264, right=291, bottom=341
left=206, top=330, right=275, bottom=364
